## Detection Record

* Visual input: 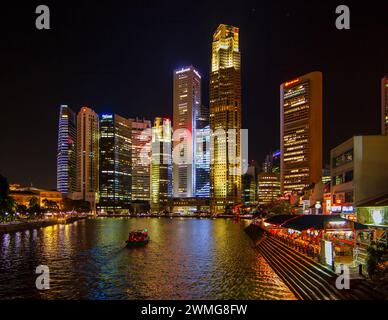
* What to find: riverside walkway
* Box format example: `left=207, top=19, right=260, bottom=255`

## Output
left=0, top=216, right=87, bottom=234
left=245, top=223, right=384, bottom=300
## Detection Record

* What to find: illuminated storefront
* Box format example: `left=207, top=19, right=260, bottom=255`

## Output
left=357, top=193, right=388, bottom=242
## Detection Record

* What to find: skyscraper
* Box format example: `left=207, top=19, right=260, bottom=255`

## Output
left=150, top=117, right=172, bottom=213
left=173, top=66, right=201, bottom=198
left=98, top=114, right=132, bottom=213
left=280, top=71, right=323, bottom=195
left=209, top=24, right=242, bottom=213
left=73, top=107, right=99, bottom=210
left=57, top=105, right=77, bottom=197
left=195, top=105, right=210, bottom=198
left=129, top=117, right=152, bottom=202
left=381, top=75, right=388, bottom=135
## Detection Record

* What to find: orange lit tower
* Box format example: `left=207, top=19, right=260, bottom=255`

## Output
left=209, top=24, right=242, bottom=214
left=73, top=107, right=99, bottom=211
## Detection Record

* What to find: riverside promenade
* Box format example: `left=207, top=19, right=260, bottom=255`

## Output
left=0, top=216, right=88, bottom=234
left=245, top=223, right=385, bottom=300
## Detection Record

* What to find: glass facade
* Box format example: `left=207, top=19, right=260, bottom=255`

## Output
left=57, top=105, right=77, bottom=196
left=98, top=114, right=132, bottom=213
left=130, top=118, right=151, bottom=202
left=196, top=124, right=210, bottom=198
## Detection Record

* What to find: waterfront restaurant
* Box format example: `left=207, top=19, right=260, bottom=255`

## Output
left=262, top=214, right=368, bottom=267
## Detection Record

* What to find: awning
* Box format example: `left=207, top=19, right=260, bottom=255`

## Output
left=264, top=214, right=298, bottom=225
left=281, top=214, right=368, bottom=231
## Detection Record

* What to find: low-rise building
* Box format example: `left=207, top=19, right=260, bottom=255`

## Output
left=257, top=172, right=280, bottom=205
left=10, top=187, right=63, bottom=209
left=171, top=198, right=210, bottom=215
left=330, top=135, right=388, bottom=220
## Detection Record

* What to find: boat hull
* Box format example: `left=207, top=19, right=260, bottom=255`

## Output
left=126, top=239, right=149, bottom=247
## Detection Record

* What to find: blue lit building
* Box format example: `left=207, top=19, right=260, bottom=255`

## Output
left=195, top=105, right=210, bottom=198
left=57, top=105, right=77, bottom=196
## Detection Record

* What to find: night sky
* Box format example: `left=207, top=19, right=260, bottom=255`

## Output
left=0, top=0, right=387, bottom=189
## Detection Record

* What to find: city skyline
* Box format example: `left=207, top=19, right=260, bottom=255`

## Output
left=0, top=1, right=387, bottom=304
left=0, top=2, right=387, bottom=190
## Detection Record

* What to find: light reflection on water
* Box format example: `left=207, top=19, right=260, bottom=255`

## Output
left=0, top=218, right=295, bottom=300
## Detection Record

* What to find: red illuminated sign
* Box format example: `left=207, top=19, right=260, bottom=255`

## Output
left=284, top=78, right=299, bottom=87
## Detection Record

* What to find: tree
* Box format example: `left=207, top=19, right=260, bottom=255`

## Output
left=0, top=174, right=9, bottom=198
left=42, top=198, right=59, bottom=213
left=0, top=174, right=15, bottom=222
left=16, top=204, right=28, bottom=215
left=367, top=241, right=388, bottom=277
left=28, top=196, right=42, bottom=217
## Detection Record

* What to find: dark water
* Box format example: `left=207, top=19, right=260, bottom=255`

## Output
left=0, top=218, right=295, bottom=300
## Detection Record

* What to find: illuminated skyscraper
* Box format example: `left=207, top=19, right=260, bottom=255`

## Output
left=73, top=107, right=99, bottom=210
left=195, top=105, right=210, bottom=198
left=129, top=117, right=152, bottom=201
left=150, top=117, right=172, bottom=213
left=57, top=105, right=77, bottom=196
left=98, top=114, right=132, bottom=213
left=210, top=24, right=242, bottom=213
left=280, top=72, right=323, bottom=195
left=381, top=76, right=388, bottom=135
left=173, top=66, right=201, bottom=198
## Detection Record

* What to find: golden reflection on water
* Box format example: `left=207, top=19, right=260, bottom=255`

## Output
left=0, top=218, right=296, bottom=300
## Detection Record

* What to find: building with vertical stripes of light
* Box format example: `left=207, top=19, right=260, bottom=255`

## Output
left=280, top=71, right=323, bottom=196
left=57, top=105, right=77, bottom=197
left=209, top=24, right=242, bottom=213
left=98, top=113, right=132, bottom=213
left=129, top=117, right=152, bottom=202
left=73, top=106, right=99, bottom=211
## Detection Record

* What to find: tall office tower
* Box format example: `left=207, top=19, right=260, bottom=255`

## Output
left=150, top=117, right=172, bottom=213
left=74, top=107, right=99, bottom=210
left=57, top=105, right=77, bottom=196
left=195, top=105, right=210, bottom=198
left=210, top=24, right=242, bottom=213
left=382, top=76, right=388, bottom=135
left=98, top=114, right=132, bottom=213
left=280, top=71, right=323, bottom=195
left=173, top=66, right=201, bottom=198
left=129, top=117, right=152, bottom=201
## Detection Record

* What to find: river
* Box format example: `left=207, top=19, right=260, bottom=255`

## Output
left=0, top=218, right=295, bottom=299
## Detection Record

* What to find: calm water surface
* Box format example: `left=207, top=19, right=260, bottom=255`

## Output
left=0, top=218, right=295, bottom=299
